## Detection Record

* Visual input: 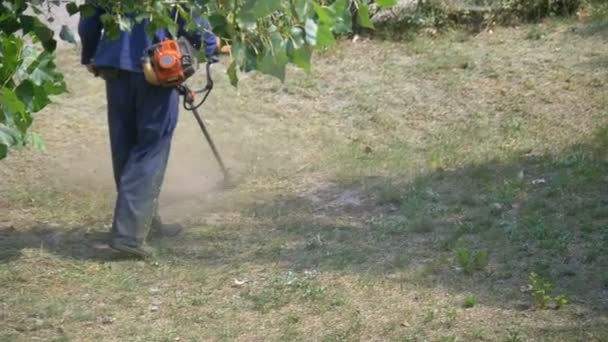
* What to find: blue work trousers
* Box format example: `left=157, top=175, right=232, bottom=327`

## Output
left=104, top=70, right=178, bottom=247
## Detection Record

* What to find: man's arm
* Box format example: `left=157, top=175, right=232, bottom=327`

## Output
left=78, top=8, right=104, bottom=66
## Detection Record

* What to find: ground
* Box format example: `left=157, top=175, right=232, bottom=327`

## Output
left=1, top=18, right=608, bottom=341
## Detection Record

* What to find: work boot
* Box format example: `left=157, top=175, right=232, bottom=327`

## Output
left=109, top=240, right=154, bottom=258
left=150, top=216, right=183, bottom=238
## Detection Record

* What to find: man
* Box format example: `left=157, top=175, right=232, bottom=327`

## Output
left=78, top=6, right=218, bottom=258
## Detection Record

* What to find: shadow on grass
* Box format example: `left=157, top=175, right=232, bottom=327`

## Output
left=0, top=225, right=160, bottom=262
left=163, top=126, right=608, bottom=313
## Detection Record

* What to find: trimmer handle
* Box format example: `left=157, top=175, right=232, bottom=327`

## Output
left=204, top=62, right=214, bottom=91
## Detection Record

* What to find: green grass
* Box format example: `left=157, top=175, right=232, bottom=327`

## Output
left=463, top=294, right=478, bottom=308
left=1, top=18, right=608, bottom=341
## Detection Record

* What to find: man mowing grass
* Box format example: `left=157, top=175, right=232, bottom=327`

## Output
left=79, top=6, right=219, bottom=258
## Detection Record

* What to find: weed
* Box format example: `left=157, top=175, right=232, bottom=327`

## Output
left=527, top=272, right=569, bottom=309
left=529, top=272, right=553, bottom=309
left=463, top=294, right=478, bottom=308
left=454, top=247, right=489, bottom=274
left=555, top=294, right=569, bottom=309
left=505, top=330, right=525, bottom=342
left=526, top=26, right=546, bottom=40
left=423, top=309, right=435, bottom=324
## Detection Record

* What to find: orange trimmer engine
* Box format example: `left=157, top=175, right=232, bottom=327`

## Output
left=142, top=37, right=197, bottom=87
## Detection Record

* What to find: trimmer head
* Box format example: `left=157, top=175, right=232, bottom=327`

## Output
left=221, top=171, right=238, bottom=190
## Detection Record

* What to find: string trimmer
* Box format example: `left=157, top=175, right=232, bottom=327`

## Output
left=141, top=37, right=233, bottom=188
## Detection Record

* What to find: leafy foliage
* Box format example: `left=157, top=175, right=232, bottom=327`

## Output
left=375, top=0, right=588, bottom=39
left=463, top=294, right=478, bottom=308
left=528, top=272, right=569, bottom=309
left=0, top=0, right=390, bottom=160
left=0, top=1, right=66, bottom=159
left=492, top=0, right=582, bottom=23
left=454, top=247, right=489, bottom=274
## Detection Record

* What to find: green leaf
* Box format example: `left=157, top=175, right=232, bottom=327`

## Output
left=304, top=18, right=318, bottom=46
left=227, top=60, right=238, bottom=87
left=14, top=111, right=33, bottom=135
left=28, top=132, right=46, bottom=151
left=80, top=4, right=96, bottom=18
left=176, top=5, right=197, bottom=32
left=237, top=11, right=257, bottom=32
left=0, top=87, right=32, bottom=134
left=376, top=0, right=397, bottom=7
left=316, top=22, right=336, bottom=47
left=356, top=2, right=374, bottom=29
left=238, top=0, right=282, bottom=31
left=165, top=19, right=178, bottom=38
left=0, top=16, right=20, bottom=35
left=331, top=0, right=353, bottom=34
left=118, top=15, right=133, bottom=32
left=288, top=43, right=312, bottom=72
left=15, top=80, right=50, bottom=113
left=231, top=40, right=257, bottom=73
left=313, top=3, right=335, bottom=25
left=66, top=2, right=79, bottom=15
left=26, top=51, right=66, bottom=95
left=0, top=125, right=17, bottom=145
left=0, top=34, right=23, bottom=84
left=208, top=14, right=230, bottom=38
left=0, top=87, right=26, bottom=117
left=246, top=0, right=283, bottom=18
left=19, top=15, right=56, bottom=52
left=101, top=14, right=121, bottom=39
left=257, top=33, right=288, bottom=81
left=231, top=40, right=247, bottom=66
left=0, top=143, right=6, bottom=159
left=290, top=27, right=305, bottom=48
left=43, top=79, right=66, bottom=96
left=330, top=0, right=348, bottom=15
left=294, top=0, right=313, bottom=20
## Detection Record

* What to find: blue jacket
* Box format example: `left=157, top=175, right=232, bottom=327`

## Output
left=78, top=7, right=217, bottom=72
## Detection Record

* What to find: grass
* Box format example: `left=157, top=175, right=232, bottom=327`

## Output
left=1, top=18, right=608, bottom=341
left=463, top=294, right=478, bottom=308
